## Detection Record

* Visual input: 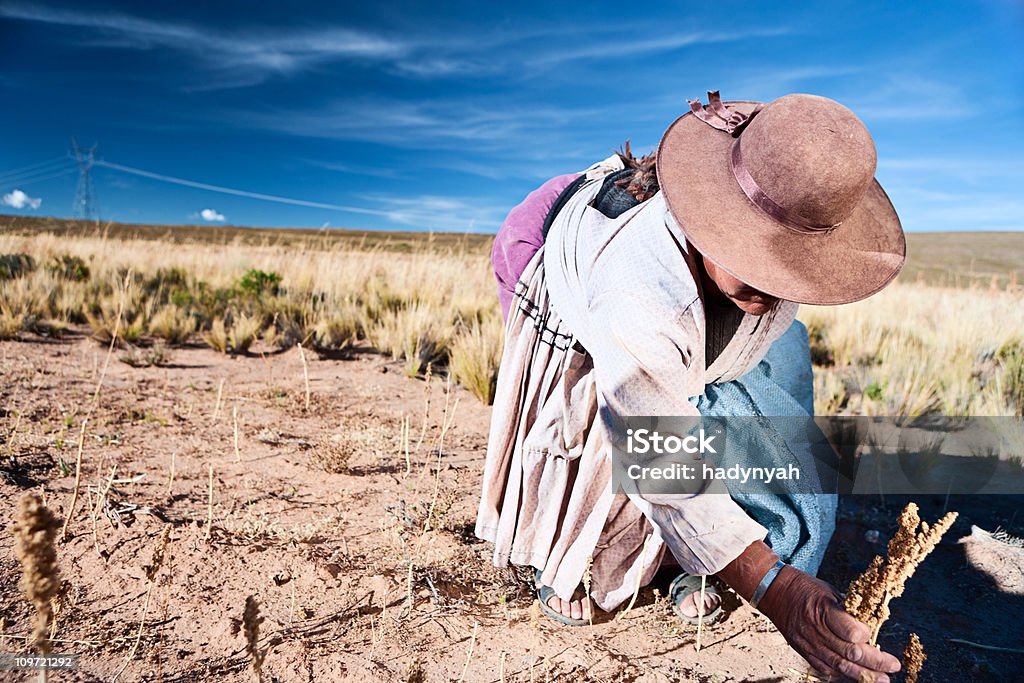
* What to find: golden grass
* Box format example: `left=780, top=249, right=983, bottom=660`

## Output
left=0, top=303, right=24, bottom=340
left=2, top=227, right=1022, bottom=413
left=2, top=213, right=493, bottom=254
left=902, top=232, right=1024, bottom=289
left=148, top=304, right=196, bottom=344
left=799, top=282, right=1024, bottom=416
left=448, top=318, right=504, bottom=404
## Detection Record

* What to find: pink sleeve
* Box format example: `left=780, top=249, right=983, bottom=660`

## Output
left=491, top=173, right=581, bottom=321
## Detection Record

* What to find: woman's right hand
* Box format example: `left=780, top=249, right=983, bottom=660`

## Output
left=757, top=565, right=902, bottom=683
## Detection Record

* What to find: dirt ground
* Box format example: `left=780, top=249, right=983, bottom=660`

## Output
left=1, top=333, right=1022, bottom=682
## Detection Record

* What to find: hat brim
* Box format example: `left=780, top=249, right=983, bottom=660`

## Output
left=656, top=101, right=906, bottom=306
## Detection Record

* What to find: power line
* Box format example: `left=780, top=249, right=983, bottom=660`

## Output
left=2, top=153, right=394, bottom=221
left=94, top=159, right=388, bottom=217
left=0, top=158, right=73, bottom=184
left=0, top=156, right=68, bottom=180
left=8, top=167, right=77, bottom=187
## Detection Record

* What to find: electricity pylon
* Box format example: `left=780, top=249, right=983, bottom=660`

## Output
left=71, top=139, right=100, bottom=221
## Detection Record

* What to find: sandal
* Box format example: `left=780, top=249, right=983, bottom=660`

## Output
left=534, top=568, right=590, bottom=627
left=669, top=573, right=723, bottom=626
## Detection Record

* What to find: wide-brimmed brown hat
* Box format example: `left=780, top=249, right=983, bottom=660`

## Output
left=656, top=91, right=905, bottom=305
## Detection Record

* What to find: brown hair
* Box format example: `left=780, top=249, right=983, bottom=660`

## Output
left=615, top=140, right=659, bottom=202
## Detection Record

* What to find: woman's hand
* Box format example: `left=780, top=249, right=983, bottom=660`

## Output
left=757, top=565, right=902, bottom=683
left=717, top=541, right=901, bottom=682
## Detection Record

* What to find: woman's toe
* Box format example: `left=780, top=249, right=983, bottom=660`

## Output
left=703, top=593, right=721, bottom=614
left=679, top=592, right=721, bottom=618
left=545, top=592, right=591, bottom=621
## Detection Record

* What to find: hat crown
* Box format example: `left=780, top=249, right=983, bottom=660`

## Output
left=738, top=94, right=877, bottom=228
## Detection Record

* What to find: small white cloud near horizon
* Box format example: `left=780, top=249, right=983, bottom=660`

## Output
left=2, top=188, right=42, bottom=210
left=198, top=208, right=225, bottom=222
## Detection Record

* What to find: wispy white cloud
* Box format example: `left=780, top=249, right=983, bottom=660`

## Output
left=0, top=4, right=798, bottom=93
left=300, top=158, right=406, bottom=180
left=0, top=3, right=556, bottom=89
left=0, top=2, right=408, bottom=88
left=231, top=98, right=616, bottom=156
left=842, top=75, right=975, bottom=121
left=529, top=27, right=793, bottom=67
left=2, top=188, right=42, bottom=209
left=390, top=58, right=500, bottom=78
left=717, top=65, right=864, bottom=100
left=197, top=208, right=225, bottom=222
left=365, top=193, right=508, bottom=232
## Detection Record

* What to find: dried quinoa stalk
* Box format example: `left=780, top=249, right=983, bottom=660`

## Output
left=243, top=595, right=265, bottom=682
left=146, top=524, right=172, bottom=582
left=902, top=632, right=926, bottom=683
left=12, top=492, right=62, bottom=654
left=844, top=502, right=957, bottom=645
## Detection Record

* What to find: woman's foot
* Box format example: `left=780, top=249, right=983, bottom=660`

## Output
left=673, top=588, right=722, bottom=619
left=543, top=589, right=592, bottom=622
left=669, top=573, right=724, bottom=625
left=535, top=569, right=592, bottom=626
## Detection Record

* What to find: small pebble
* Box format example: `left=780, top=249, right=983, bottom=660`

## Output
left=864, top=529, right=881, bottom=543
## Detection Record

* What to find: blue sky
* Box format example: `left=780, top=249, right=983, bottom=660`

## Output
left=1, top=0, right=1021, bottom=232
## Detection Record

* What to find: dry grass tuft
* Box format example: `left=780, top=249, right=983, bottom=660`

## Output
left=844, top=502, right=957, bottom=644
left=0, top=303, right=25, bottom=339
left=312, top=303, right=362, bottom=354
left=311, top=434, right=354, bottom=473
left=449, top=317, right=503, bottom=405
left=12, top=492, right=62, bottom=654
left=311, top=418, right=399, bottom=474
left=801, top=283, right=1024, bottom=415
left=148, top=304, right=196, bottom=344
left=996, top=339, right=1024, bottom=416
left=230, top=314, right=262, bottom=353
left=369, top=304, right=451, bottom=378
left=203, top=318, right=229, bottom=353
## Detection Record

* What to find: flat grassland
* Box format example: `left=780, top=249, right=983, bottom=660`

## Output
left=1, top=215, right=1023, bottom=681
left=6, top=214, right=1024, bottom=286
left=1, top=214, right=494, bottom=254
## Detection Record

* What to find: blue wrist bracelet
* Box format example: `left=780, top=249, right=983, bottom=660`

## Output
left=750, top=559, right=786, bottom=609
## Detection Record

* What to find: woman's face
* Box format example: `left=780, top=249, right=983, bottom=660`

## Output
left=701, top=256, right=780, bottom=316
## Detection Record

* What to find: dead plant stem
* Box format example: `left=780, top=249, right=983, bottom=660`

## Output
left=59, top=418, right=88, bottom=541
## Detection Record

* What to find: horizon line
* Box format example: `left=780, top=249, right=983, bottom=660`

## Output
left=3, top=212, right=1023, bottom=236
